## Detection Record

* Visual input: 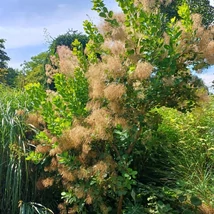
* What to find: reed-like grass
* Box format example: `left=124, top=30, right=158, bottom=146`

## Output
left=145, top=100, right=214, bottom=207
left=19, top=202, right=54, bottom=214
left=0, top=85, right=36, bottom=213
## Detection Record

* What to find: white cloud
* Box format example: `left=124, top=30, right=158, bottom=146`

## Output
left=1, top=9, right=97, bottom=49
left=1, top=26, right=45, bottom=49
left=8, top=61, right=23, bottom=69
left=1, top=0, right=120, bottom=50
left=0, top=0, right=120, bottom=68
left=57, top=4, right=68, bottom=9
left=198, top=72, right=214, bottom=90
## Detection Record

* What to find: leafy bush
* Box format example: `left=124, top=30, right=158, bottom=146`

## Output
left=151, top=101, right=214, bottom=206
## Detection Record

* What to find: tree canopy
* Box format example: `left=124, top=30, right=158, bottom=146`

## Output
left=0, top=39, right=10, bottom=83
left=4, top=67, right=18, bottom=87
left=49, top=30, right=89, bottom=54
left=19, top=31, right=89, bottom=89
left=160, top=0, right=214, bottom=27
left=20, top=52, right=49, bottom=87
left=0, top=39, right=10, bottom=69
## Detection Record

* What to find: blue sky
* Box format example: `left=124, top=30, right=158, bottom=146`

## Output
left=0, top=0, right=119, bottom=67
left=0, top=0, right=213, bottom=90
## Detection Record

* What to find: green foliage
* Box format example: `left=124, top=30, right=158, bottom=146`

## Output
left=140, top=101, right=214, bottom=207
left=113, top=0, right=204, bottom=111
left=20, top=52, right=49, bottom=87
left=160, top=0, right=214, bottom=27
left=92, top=0, right=117, bottom=25
left=0, top=39, right=10, bottom=69
left=83, top=20, right=104, bottom=63
left=54, top=70, right=88, bottom=117
left=4, top=67, right=19, bottom=87
left=25, top=83, right=46, bottom=110
left=0, top=86, right=60, bottom=213
left=177, top=2, right=193, bottom=32
left=25, top=66, right=88, bottom=137
left=0, top=86, right=36, bottom=214
left=124, top=183, right=206, bottom=213
left=72, top=39, right=88, bottom=70
left=26, top=151, right=44, bottom=164
left=49, top=30, right=89, bottom=54
left=0, top=39, right=11, bottom=84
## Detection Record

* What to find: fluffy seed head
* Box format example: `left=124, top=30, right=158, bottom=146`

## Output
left=26, top=113, right=45, bottom=130
left=108, top=101, right=124, bottom=114
left=103, top=55, right=125, bottom=79
left=131, top=62, right=153, bottom=80
left=59, top=166, right=76, bottom=182
left=99, top=13, right=126, bottom=41
left=44, top=157, right=58, bottom=172
left=86, top=100, right=102, bottom=111
left=82, top=143, right=91, bottom=155
left=49, top=146, right=62, bottom=156
left=160, top=0, right=173, bottom=6
left=86, top=63, right=107, bottom=99
left=41, top=177, right=54, bottom=188
left=102, top=40, right=126, bottom=56
left=204, top=41, right=214, bottom=64
left=134, top=0, right=157, bottom=12
left=90, top=81, right=105, bottom=99
left=112, top=26, right=127, bottom=41
left=85, top=193, right=93, bottom=205
left=92, top=161, right=108, bottom=181
left=35, top=145, right=51, bottom=153
left=86, top=108, right=112, bottom=140
left=77, top=166, right=91, bottom=180
left=114, top=117, right=129, bottom=129
left=104, top=83, right=126, bottom=101
left=199, top=30, right=213, bottom=51
left=58, top=126, right=91, bottom=151
left=191, top=13, right=202, bottom=30
left=36, top=178, right=45, bottom=190
left=57, top=45, right=79, bottom=77
left=74, top=186, right=85, bottom=199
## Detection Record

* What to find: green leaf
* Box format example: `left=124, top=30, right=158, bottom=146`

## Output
left=127, top=49, right=135, bottom=55
left=183, top=210, right=194, bottom=214
left=178, top=194, right=187, bottom=202
left=99, top=12, right=106, bottom=18
left=103, top=7, right=108, bottom=13
left=190, top=196, right=202, bottom=206
left=108, top=10, right=113, bottom=18
left=131, top=189, right=136, bottom=201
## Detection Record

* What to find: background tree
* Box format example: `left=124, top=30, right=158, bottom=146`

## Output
left=47, top=30, right=89, bottom=90
left=20, top=31, right=89, bottom=89
left=4, top=67, right=19, bottom=87
left=160, top=0, right=214, bottom=27
left=49, top=29, right=89, bottom=54
left=0, top=39, right=10, bottom=83
left=0, top=39, right=10, bottom=69
left=20, top=52, right=49, bottom=87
